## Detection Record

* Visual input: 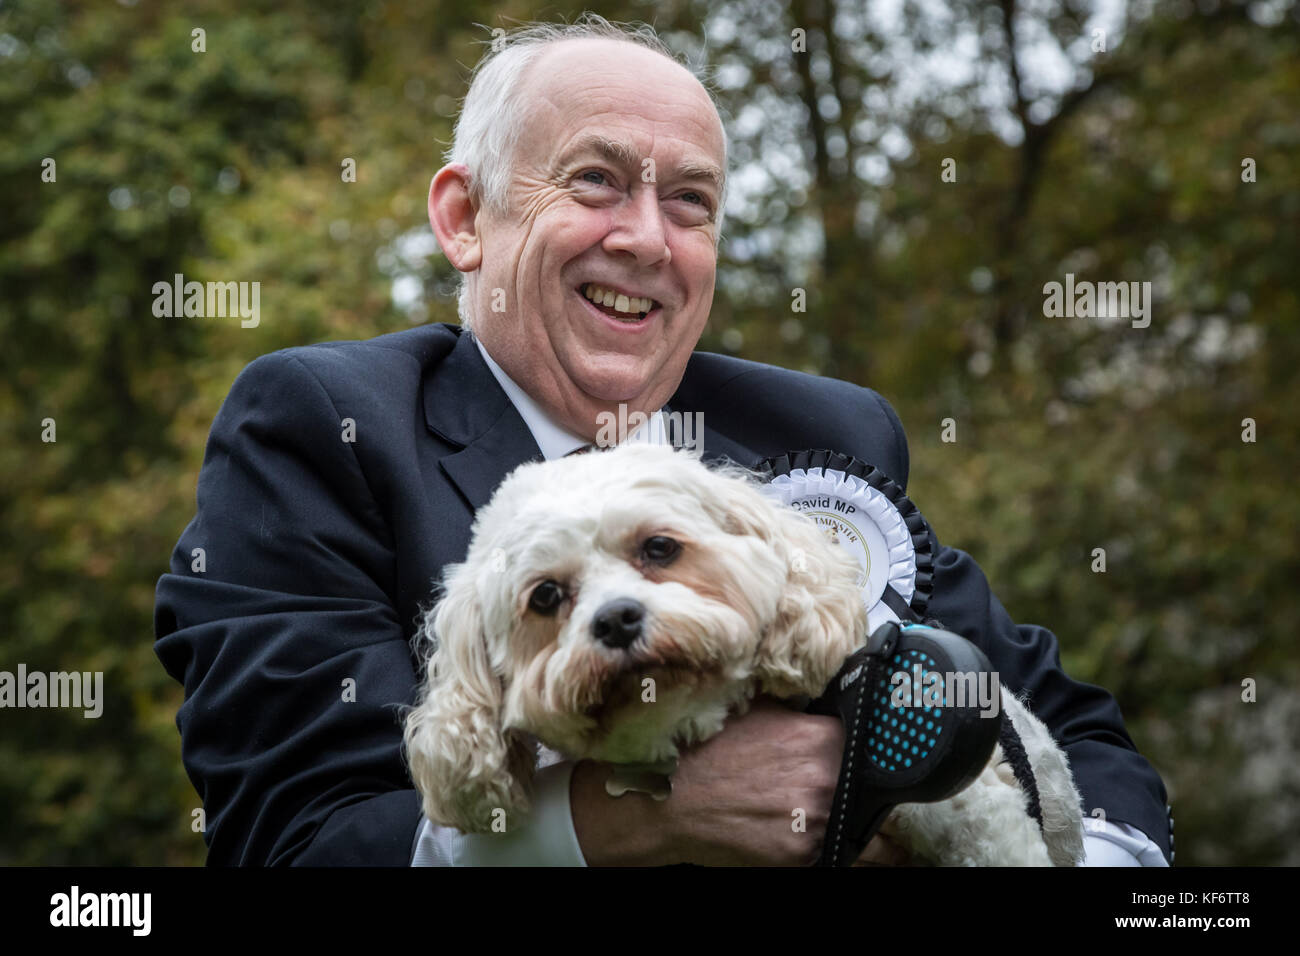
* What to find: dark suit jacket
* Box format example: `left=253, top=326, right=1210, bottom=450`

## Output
left=154, top=322, right=1172, bottom=865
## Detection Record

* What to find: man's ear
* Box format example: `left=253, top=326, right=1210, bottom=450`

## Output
left=428, top=163, right=483, bottom=273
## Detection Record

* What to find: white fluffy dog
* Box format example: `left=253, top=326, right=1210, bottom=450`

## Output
left=404, top=442, right=1084, bottom=866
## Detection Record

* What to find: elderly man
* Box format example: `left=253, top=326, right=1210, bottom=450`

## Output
left=154, top=19, right=1171, bottom=866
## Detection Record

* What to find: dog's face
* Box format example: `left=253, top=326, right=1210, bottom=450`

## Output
left=405, top=442, right=865, bottom=832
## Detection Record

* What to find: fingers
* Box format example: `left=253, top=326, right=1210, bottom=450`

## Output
left=852, top=833, right=911, bottom=866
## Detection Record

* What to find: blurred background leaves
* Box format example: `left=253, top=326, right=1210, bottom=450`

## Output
left=1, top=0, right=1296, bottom=864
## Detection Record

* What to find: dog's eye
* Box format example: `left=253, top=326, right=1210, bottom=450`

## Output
left=528, top=580, right=564, bottom=615
left=641, top=535, right=681, bottom=564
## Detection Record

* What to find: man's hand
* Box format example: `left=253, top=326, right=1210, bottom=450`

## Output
left=852, top=833, right=910, bottom=866
left=571, top=695, right=910, bottom=866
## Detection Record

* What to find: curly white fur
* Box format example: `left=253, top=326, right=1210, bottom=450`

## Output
left=883, top=689, right=1084, bottom=866
left=404, top=442, right=1085, bottom=865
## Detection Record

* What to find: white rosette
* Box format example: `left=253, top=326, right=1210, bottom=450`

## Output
left=756, top=450, right=934, bottom=633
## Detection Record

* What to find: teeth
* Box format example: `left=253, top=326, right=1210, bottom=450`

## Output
left=582, top=284, right=655, bottom=316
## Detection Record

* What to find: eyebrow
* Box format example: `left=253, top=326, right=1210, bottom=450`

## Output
left=557, top=133, right=725, bottom=194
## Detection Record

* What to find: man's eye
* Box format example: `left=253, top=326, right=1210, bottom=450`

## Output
left=528, top=580, right=564, bottom=615
left=579, top=170, right=609, bottom=186
left=641, top=536, right=681, bottom=564
left=673, top=192, right=714, bottom=219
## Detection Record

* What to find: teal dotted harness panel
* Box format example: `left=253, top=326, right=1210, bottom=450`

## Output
left=868, top=648, right=943, bottom=772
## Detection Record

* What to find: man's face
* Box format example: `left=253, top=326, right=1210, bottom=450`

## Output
left=468, top=39, right=726, bottom=435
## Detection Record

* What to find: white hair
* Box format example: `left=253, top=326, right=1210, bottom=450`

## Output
left=443, top=13, right=730, bottom=328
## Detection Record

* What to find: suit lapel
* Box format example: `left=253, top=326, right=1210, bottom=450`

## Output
left=696, top=416, right=758, bottom=468
left=661, top=399, right=760, bottom=469
left=439, top=414, right=543, bottom=511
left=423, top=332, right=764, bottom=514
left=423, top=330, right=543, bottom=512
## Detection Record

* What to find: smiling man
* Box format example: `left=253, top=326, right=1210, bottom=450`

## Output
left=431, top=33, right=726, bottom=444
left=154, top=16, right=1173, bottom=867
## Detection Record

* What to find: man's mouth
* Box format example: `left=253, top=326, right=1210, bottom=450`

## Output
left=578, top=282, right=661, bottom=323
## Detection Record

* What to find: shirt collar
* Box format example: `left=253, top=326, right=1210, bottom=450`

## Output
left=474, top=336, right=667, bottom=460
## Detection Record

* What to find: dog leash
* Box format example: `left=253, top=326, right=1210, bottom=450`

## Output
left=807, top=620, right=1034, bottom=867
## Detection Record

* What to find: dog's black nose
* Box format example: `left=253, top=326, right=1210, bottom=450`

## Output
left=591, top=599, right=644, bottom=649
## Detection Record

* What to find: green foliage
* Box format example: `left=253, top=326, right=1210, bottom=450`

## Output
left=2, top=0, right=1295, bottom=864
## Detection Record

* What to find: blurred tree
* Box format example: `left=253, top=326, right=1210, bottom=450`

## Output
left=696, top=0, right=1300, bottom=863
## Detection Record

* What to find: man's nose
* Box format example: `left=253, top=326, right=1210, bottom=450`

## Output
left=603, top=188, right=670, bottom=266
left=591, top=598, right=645, bottom=649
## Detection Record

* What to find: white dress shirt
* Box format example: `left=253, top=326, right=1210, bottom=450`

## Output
left=411, top=335, right=1167, bottom=866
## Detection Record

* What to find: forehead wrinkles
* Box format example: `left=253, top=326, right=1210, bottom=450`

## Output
left=545, top=122, right=724, bottom=196
left=517, top=51, right=722, bottom=171
left=546, top=104, right=722, bottom=173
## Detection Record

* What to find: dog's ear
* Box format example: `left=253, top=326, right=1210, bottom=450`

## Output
left=718, top=484, right=866, bottom=699
left=403, top=565, right=536, bottom=833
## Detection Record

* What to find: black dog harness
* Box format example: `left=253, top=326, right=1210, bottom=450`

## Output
left=807, top=620, right=1044, bottom=866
